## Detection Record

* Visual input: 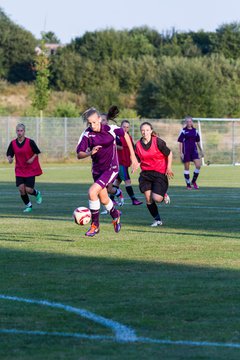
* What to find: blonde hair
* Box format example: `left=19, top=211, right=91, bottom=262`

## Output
left=16, top=123, right=25, bottom=131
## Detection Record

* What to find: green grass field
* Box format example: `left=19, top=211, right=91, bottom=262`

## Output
left=0, top=163, right=240, bottom=360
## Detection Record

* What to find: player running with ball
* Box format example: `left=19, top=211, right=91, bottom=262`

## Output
left=76, top=107, right=139, bottom=237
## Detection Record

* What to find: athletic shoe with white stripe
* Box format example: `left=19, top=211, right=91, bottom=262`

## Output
left=150, top=220, right=163, bottom=227
left=163, top=193, right=170, bottom=205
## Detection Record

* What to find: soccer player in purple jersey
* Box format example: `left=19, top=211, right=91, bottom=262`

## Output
left=178, top=116, right=204, bottom=189
left=100, top=108, right=124, bottom=206
left=76, top=107, right=139, bottom=237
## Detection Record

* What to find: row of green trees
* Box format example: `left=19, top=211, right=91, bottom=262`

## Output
left=1, top=7, right=240, bottom=117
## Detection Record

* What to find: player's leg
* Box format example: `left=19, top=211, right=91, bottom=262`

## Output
left=191, top=158, right=201, bottom=189
left=123, top=167, right=142, bottom=205
left=85, top=182, right=102, bottom=236
left=143, top=190, right=162, bottom=226
left=150, top=175, right=168, bottom=226
left=91, top=169, right=121, bottom=233
left=25, top=176, right=42, bottom=204
left=99, top=189, right=121, bottom=233
left=183, top=162, right=192, bottom=189
left=139, top=172, right=161, bottom=226
left=148, top=173, right=169, bottom=226
left=108, top=180, right=123, bottom=206
left=16, top=177, right=32, bottom=212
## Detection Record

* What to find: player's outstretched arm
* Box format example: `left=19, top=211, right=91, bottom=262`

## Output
left=77, top=146, right=102, bottom=159
left=123, top=132, right=139, bottom=173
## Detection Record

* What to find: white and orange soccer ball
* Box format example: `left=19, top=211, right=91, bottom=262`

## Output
left=73, top=207, right=91, bottom=225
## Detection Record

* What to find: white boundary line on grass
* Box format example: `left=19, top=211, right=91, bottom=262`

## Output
left=0, top=294, right=136, bottom=342
left=1, top=294, right=240, bottom=349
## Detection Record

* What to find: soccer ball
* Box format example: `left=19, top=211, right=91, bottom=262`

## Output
left=73, top=207, right=91, bottom=225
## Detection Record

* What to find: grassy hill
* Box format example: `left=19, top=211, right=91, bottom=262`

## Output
left=0, top=80, right=85, bottom=117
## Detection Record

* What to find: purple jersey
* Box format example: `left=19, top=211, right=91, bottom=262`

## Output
left=77, top=124, right=124, bottom=176
left=178, top=127, right=200, bottom=162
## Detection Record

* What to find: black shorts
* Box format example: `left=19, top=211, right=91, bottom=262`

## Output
left=16, top=176, right=35, bottom=188
left=139, top=171, right=168, bottom=197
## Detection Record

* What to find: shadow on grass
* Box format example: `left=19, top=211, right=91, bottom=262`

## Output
left=0, top=247, right=240, bottom=360
left=0, top=181, right=240, bottom=234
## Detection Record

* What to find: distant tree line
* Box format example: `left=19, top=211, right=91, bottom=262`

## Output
left=1, top=7, right=240, bottom=117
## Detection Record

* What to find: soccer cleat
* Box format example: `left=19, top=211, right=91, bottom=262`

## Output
left=150, top=220, right=163, bottom=227
left=163, top=193, right=170, bottom=205
left=186, top=184, right=192, bottom=190
left=23, top=206, right=32, bottom=213
left=85, top=223, right=100, bottom=237
left=100, top=209, right=108, bottom=215
left=191, top=182, right=199, bottom=190
left=36, top=191, right=42, bottom=204
left=112, top=210, right=121, bottom=233
left=132, top=198, right=143, bottom=206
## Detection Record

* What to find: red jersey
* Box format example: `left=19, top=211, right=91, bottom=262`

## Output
left=12, top=138, right=42, bottom=177
left=135, top=136, right=168, bottom=174
left=117, top=134, right=133, bottom=167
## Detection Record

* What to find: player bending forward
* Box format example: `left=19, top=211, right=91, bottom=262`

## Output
left=76, top=107, right=139, bottom=237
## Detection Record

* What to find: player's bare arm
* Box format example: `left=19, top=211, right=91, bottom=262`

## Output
left=197, top=142, right=204, bottom=157
left=123, top=132, right=139, bottom=173
left=166, top=151, right=174, bottom=179
left=179, top=142, right=184, bottom=160
left=7, top=156, right=13, bottom=164
left=26, top=154, right=38, bottom=164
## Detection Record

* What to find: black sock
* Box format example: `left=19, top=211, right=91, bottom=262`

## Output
left=21, top=194, right=30, bottom=205
left=147, top=203, right=161, bottom=221
left=110, top=185, right=119, bottom=200
left=192, top=171, right=200, bottom=183
left=115, top=188, right=121, bottom=197
left=31, top=189, right=37, bottom=196
left=125, top=185, right=135, bottom=199
left=184, top=172, right=191, bottom=185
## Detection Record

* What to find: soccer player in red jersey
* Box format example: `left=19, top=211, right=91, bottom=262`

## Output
left=6, top=123, right=43, bottom=213
left=135, top=122, right=173, bottom=227
left=111, top=120, right=142, bottom=206
left=77, top=107, right=139, bottom=237
left=178, top=116, right=203, bottom=189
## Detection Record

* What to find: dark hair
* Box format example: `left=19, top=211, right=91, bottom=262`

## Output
left=140, top=121, right=153, bottom=130
left=107, top=105, right=119, bottom=121
left=82, top=107, right=100, bottom=122
left=121, top=119, right=130, bottom=126
left=140, top=122, right=157, bottom=137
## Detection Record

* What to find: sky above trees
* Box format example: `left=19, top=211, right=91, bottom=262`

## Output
left=1, top=0, right=240, bottom=43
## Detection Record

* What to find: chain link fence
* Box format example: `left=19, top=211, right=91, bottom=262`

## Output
left=0, top=116, right=240, bottom=164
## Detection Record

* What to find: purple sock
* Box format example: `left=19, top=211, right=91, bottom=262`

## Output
left=109, top=206, right=119, bottom=219
left=91, top=210, right=100, bottom=227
